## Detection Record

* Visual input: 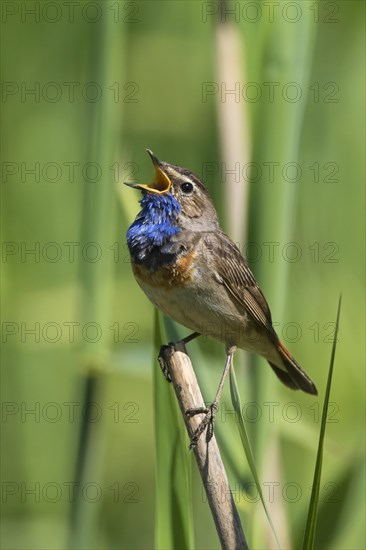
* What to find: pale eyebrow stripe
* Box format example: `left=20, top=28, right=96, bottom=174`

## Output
left=168, top=167, right=195, bottom=184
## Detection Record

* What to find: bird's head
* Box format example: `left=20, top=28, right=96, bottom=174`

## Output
left=124, top=149, right=219, bottom=231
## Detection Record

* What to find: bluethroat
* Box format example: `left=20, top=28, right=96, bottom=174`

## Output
left=125, top=150, right=317, bottom=446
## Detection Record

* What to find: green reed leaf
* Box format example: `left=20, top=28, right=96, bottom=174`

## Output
left=153, top=310, right=194, bottom=550
left=302, top=295, right=342, bottom=549
left=230, top=363, right=281, bottom=549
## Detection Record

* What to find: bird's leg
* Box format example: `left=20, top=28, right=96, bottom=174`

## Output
left=186, top=346, right=237, bottom=449
left=157, top=332, right=201, bottom=382
left=181, top=331, right=201, bottom=345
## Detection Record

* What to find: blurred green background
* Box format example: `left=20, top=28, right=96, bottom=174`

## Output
left=1, top=1, right=365, bottom=549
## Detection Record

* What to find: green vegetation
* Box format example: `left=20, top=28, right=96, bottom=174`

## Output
left=2, top=1, right=364, bottom=549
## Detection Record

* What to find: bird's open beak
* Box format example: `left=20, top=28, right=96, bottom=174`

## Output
left=124, top=149, right=171, bottom=194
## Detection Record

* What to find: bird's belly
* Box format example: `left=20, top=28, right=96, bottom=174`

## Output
left=133, top=262, right=267, bottom=351
left=137, top=281, right=210, bottom=333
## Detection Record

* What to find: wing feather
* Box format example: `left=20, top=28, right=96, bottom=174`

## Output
left=207, top=232, right=275, bottom=334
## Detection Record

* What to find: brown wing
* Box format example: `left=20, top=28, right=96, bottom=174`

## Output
left=206, top=231, right=275, bottom=335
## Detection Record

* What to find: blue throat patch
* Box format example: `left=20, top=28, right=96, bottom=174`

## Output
left=126, top=192, right=181, bottom=266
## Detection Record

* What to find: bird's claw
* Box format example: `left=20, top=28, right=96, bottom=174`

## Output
left=186, top=402, right=218, bottom=449
left=157, top=344, right=175, bottom=382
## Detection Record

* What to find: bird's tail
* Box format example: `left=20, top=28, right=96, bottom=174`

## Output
left=268, top=340, right=317, bottom=395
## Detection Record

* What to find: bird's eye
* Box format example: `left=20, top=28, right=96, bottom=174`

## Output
left=180, top=181, right=194, bottom=195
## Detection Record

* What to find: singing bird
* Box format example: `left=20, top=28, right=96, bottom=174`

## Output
left=125, top=150, right=317, bottom=446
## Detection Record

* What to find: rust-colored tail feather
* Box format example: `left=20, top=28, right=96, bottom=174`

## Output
left=269, top=341, right=317, bottom=395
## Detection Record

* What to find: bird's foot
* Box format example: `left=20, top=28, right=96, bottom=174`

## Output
left=157, top=344, right=174, bottom=383
left=186, top=402, right=218, bottom=449
left=157, top=333, right=200, bottom=383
